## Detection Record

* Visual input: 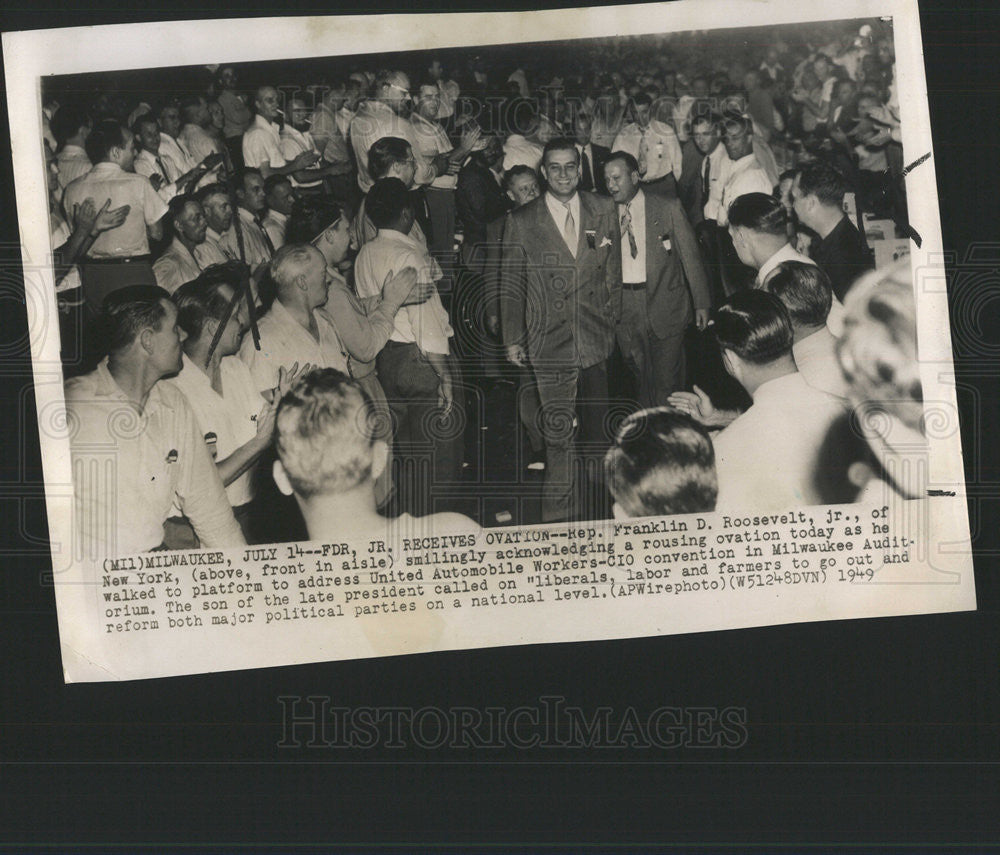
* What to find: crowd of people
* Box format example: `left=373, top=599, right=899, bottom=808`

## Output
left=41, top=19, right=928, bottom=555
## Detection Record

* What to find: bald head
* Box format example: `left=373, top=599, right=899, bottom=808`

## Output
left=255, top=86, right=281, bottom=123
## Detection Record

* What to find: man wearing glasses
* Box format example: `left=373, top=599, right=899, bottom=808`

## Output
left=350, top=70, right=457, bottom=195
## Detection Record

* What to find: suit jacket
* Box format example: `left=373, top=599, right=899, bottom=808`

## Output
left=501, top=191, right=621, bottom=370
left=635, top=191, right=712, bottom=338
left=456, top=160, right=511, bottom=253
left=578, top=143, right=612, bottom=195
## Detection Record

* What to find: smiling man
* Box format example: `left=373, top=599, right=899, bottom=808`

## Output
left=501, top=137, right=622, bottom=522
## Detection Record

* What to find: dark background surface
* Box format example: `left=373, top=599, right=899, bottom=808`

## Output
left=1, top=0, right=999, bottom=848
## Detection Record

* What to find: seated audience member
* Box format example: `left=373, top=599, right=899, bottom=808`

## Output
left=64, top=285, right=245, bottom=556
left=604, top=407, right=718, bottom=519
left=262, top=174, right=296, bottom=251
left=273, top=369, right=480, bottom=537
left=153, top=195, right=225, bottom=294
left=762, top=260, right=850, bottom=399
left=792, top=160, right=874, bottom=302
left=836, top=262, right=926, bottom=502
left=710, top=290, right=846, bottom=512
left=169, top=264, right=305, bottom=542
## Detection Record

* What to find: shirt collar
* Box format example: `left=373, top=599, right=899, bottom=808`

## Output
left=253, top=114, right=280, bottom=133
left=618, top=187, right=644, bottom=214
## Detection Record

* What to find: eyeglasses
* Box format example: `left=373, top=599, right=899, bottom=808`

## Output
left=386, top=82, right=412, bottom=99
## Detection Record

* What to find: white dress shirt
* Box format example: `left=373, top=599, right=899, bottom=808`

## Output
left=62, top=163, right=168, bottom=259
left=279, top=125, right=322, bottom=188
left=618, top=188, right=647, bottom=283
left=410, top=113, right=457, bottom=190
left=701, top=144, right=730, bottom=222
left=354, top=228, right=453, bottom=356
left=242, top=114, right=286, bottom=172
left=262, top=209, right=288, bottom=250
left=165, top=354, right=264, bottom=507
left=239, top=297, right=348, bottom=392
left=792, top=327, right=850, bottom=400
left=56, top=144, right=92, bottom=190
left=544, top=191, right=581, bottom=255
left=153, top=238, right=203, bottom=294
left=717, top=153, right=773, bottom=226
left=712, top=371, right=847, bottom=513
left=613, top=120, right=683, bottom=183
left=65, top=359, right=245, bottom=556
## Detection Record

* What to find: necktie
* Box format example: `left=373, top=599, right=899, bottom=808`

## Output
left=621, top=202, right=638, bottom=259
left=155, top=155, right=170, bottom=181
left=580, top=148, right=593, bottom=192
left=702, top=155, right=711, bottom=202
left=254, top=214, right=277, bottom=256
left=562, top=201, right=576, bottom=254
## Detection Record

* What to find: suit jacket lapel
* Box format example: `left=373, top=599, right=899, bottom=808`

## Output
left=644, top=193, right=665, bottom=284
left=532, top=195, right=576, bottom=262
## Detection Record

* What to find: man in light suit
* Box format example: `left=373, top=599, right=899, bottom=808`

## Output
left=501, top=137, right=622, bottom=522
left=604, top=151, right=711, bottom=407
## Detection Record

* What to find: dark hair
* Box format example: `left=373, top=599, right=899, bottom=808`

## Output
left=231, top=167, right=262, bottom=196
left=166, top=194, right=199, bottom=230
left=178, top=94, right=206, bottom=123
left=796, top=161, right=848, bottom=209
left=501, top=164, right=537, bottom=192
left=714, top=289, right=793, bottom=365
left=541, top=136, right=579, bottom=164
left=604, top=408, right=718, bottom=517
left=102, top=285, right=171, bottom=354
left=51, top=103, right=91, bottom=147
left=286, top=196, right=345, bottom=244
left=727, top=192, right=787, bottom=237
left=763, top=261, right=833, bottom=328
left=367, top=136, right=412, bottom=180
left=631, top=92, right=653, bottom=108
left=173, top=262, right=245, bottom=342
left=130, top=113, right=158, bottom=137
left=194, top=182, right=230, bottom=206
left=366, top=177, right=413, bottom=229
left=690, top=111, right=722, bottom=132
left=263, top=173, right=292, bottom=198
left=84, top=119, right=128, bottom=164
left=721, top=114, right=753, bottom=138
left=605, top=150, right=640, bottom=175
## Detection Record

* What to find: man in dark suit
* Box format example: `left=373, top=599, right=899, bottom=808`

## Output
left=456, top=135, right=510, bottom=259
left=792, top=161, right=873, bottom=302
left=604, top=152, right=711, bottom=407
left=501, top=138, right=622, bottom=522
left=573, top=113, right=612, bottom=196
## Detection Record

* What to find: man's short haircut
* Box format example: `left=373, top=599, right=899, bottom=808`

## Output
left=631, top=92, right=653, bottom=108
left=263, top=173, right=292, bottom=198
left=541, top=136, right=580, bottom=164
left=275, top=369, right=378, bottom=498
left=84, top=119, right=127, bottom=164
left=195, top=182, right=229, bottom=206
left=796, top=161, right=848, bottom=209
left=130, top=113, right=158, bottom=137
left=501, top=164, right=537, bottom=193
left=178, top=94, right=206, bottom=121
left=721, top=114, right=753, bottom=137
left=366, top=177, right=413, bottom=229
left=367, top=136, right=412, bottom=180
left=286, top=196, right=345, bottom=244
left=690, top=112, right=722, bottom=132
left=51, top=103, right=90, bottom=146
left=763, top=261, right=833, bottom=328
left=837, top=262, right=923, bottom=432
left=605, top=150, right=640, bottom=175
left=270, top=243, right=317, bottom=291
left=231, top=167, right=262, bottom=196
left=714, top=289, right=794, bottom=365
left=604, top=407, right=718, bottom=517
left=173, top=262, right=245, bottom=341
left=102, top=285, right=171, bottom=354
left=166, top=193, right=198, bottom=229
left=374, top=69, right=403, bottom=93
left=155, top=98, right=180, bottom=119
left=727, top=192, right=787, bottom=237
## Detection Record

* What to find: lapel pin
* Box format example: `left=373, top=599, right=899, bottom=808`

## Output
left=586, top=229, right=597, bottom=249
